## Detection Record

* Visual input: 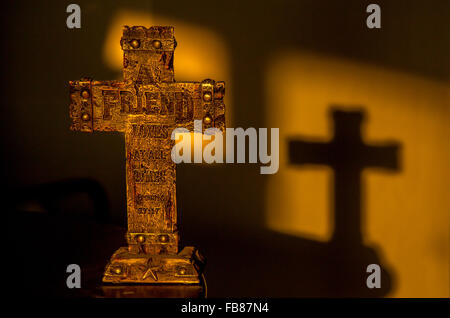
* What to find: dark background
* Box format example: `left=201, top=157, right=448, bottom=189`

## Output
left=2, top=0, right=449, bottom=297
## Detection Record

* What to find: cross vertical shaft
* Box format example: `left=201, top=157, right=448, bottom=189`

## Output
left=121, top=26, right=178, bottom=255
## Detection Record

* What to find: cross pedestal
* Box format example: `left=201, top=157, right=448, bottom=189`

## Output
left=69, top=26, right=225, bottom=285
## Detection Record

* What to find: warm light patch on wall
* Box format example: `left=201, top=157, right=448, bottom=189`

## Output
left=265, top=50, right=449, bottom=297
left=103, top=10, right=232, bottom=125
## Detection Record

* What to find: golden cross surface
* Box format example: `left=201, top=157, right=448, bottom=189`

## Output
left=69, top=26, right=225, bottom=284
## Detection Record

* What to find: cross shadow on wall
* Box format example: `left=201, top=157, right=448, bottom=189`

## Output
left=287, top=108, right=400, bottom=296
left=191, top=107, right=401, bottom=297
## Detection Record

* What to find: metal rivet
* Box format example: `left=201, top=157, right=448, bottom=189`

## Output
left=130, top=39, right=140, bottom=49
left=203, top=115, right=212, bottom=125
left=81, top=90, right=90, bottom=99
left=81, top=113, right=90, bottom=121
left=203, top=92, right=212, bottom=102
left=159, top=235, right=169, bottom=243
left=178, top=268, right=186, bottom=275
left=111, top=266, right=122, bottom=275
left=152, top=40, right=161, bottom=49
left=135, top=234, right=145, bottom=243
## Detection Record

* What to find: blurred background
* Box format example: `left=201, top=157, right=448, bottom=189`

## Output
left=2, top=0, right=449, bottom=297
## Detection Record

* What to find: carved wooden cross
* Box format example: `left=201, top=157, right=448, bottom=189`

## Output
left=69, top=26, right=225, bottom=284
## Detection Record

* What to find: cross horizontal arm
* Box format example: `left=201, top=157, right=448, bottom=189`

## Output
left=69, top=78, right=225, bottom=133
left=288, top=139, right=333, bottom=166
left=363, top=144, right=400, bottom=170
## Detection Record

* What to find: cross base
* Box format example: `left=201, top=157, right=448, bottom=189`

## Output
left=102, top=246, right=205, bottom=284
